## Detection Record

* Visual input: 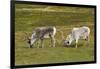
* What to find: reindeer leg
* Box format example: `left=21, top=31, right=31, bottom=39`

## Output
left=40, top=39, right=44, bottom=48
left=36, top=39, right=40, bottom=48
left=75, top=39, right=78, bottom=48
left=86, top=36, right=89, bottom=47
left=53, top=37, right=56, bottom=47
left=50, top=38, right=53, bottom=47
left=48, top=35, right=51, bottom=47
left=51, top=37, right=55, bottom=47
left=49, top=35, right=53, bottom=47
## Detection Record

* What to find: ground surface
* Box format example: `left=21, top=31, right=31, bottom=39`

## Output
left=15, top=3, right=95, bottom=65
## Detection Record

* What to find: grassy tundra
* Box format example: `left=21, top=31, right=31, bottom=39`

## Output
left=15, top=3, right=95, bottom=65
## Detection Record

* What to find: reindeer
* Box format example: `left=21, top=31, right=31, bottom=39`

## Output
left=24, top=26, right=57, bottom=48
left=64, top=26, right=90, bottom=48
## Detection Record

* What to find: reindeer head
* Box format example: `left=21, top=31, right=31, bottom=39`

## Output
left=24, top=31, right=37, bottom=48
left=64, top=34, right=73, bottom=46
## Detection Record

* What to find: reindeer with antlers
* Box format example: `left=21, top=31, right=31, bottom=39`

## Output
left=25, top=26, right=57, bottom=48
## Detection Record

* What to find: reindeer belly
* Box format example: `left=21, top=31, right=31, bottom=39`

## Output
left=43, top=34, right=50, bottom=38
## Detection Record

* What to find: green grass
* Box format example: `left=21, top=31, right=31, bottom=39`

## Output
left=15, top=3, right=95, bottom=65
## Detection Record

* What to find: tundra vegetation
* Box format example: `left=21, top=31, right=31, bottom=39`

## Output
left=15, top=3, right=95, bottom=65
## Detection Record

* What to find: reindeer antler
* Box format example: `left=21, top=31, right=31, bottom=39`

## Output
left=57, top=29, right=65, bottom=41
left=23, top=31, right=30, bottom=41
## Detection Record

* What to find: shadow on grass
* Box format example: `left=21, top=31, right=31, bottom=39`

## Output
left=63, top=43, right=84, bottom=48
left=22, top=42, right=86, bottom=49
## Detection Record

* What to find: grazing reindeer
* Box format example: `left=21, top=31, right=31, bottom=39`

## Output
left=25, top=26, right=56, bottom=48
left=64, top=26, right=90, bottom=48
